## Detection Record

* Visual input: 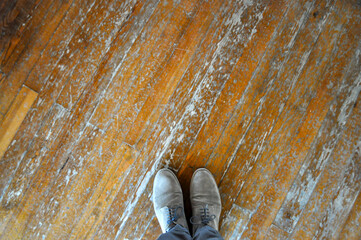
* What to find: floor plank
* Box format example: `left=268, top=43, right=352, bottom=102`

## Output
left=0, top=0, right=74, bottom=114
left=338, top=191, right=361, bottom=240
left=0, top=85, right=37, bottom=159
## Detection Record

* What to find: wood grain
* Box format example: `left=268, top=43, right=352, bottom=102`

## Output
left=0, top=0, right=74, bottom=114
left=338, top=191, right=361, bottom=240
left=0, top=86, right=37, bottom=159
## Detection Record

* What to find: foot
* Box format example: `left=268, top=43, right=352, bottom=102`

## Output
left=190, top=168, right=221, bottom=235
left=153, top=168, right=189, bottom=233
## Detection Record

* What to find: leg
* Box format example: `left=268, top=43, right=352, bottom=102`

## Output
left=193, top=225, right=224, bottom=240
left=157, top=224, right=192, bottom=240
left=153, top=168, right=191, bottom=239
left=190, top=168, right=224, bottom=240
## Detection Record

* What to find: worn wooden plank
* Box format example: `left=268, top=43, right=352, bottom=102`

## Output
left=177, top=0, right=288, bottom=202
left=123, top=0, right=227, bottom=149
left=2, top=0, right=149, bottom=218
left=220, top=203, right=250, bottom=239
left=21, top=1, right=161, bottom=239
left=236, top=0, right=344, bottom=213
left=231, top=3, right=360, bottom=239
left=23, top=0, right=100, bottom=93
left=0, top=0, right=136, bottom=211
left=0, top=123, right=101, bottom=240
left=0, top=113, right=4, bottom=125
left=121, top=184, right=155, bottom=239
left=264, top=224, right=289, bottom=240
left=141, top=216, right=162, bottom=239
left=204, top=0, right=316, bottom=201
left=68, top=144, right=138, bottom=240
left=313, top=142, right=361, bottom=239
left=125, top=0, right=234, bottom=153
left=0, top=0, right=74, bottom=114
left=55, top=0, right=139, bottom=110
left=290, top=92, right=361, bottom=239
left=2, top=0, right=129, bottom=186
left=0, top=103, right=69, bottom=235
left=273, top=8, right=361, bottom=233
left=88, top=0, right=188, bottom=130
left=0, top=104, right=70, bottom=204
left=91, top=0, right=203, bottom=147
left=211, top=0, right=320, bottom=220
left=46, top=144, right=138, bottom=240
left=0, top=0, right=97, bottom=195
left=0, top=86, right=37, bottom=159
left=338, top=191, right=361, bottom=240
left=158, top=0, right=270, bottom=175
left=0, top=0, right=51, bottom=75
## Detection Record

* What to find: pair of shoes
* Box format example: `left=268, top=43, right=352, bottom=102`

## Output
left=152, top=168, right=221, bottom=235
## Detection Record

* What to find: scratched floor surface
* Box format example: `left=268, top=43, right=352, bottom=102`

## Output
left=0, top=0, right=361, bottom=239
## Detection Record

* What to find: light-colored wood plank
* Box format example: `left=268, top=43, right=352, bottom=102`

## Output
left=0, top=86, right=37, bottom=159
left=123, top=0, right=228, bottom=149
left=141, top=216, right=162, bottom=239
left=68, top=144, right=138, bottom=240
left=231, top=2, right=359, bottom=238
left=313, top=141, right=361, bottom=239
left=290, top=91, right=361, bottom=239
left=47, top=143, right=138, bottom=240
left=212, top=0, right=321, bottom=222
left=0, top=104, right=69, bottom=235
left=273, top=8, right=361, bottom=232
left=220, top=203, right=250, bottom=239
left=177, top=0, right=289, bottom=199
left=264, top=224, right=289, bottom=240
left=0, top=123, right=102, bottom=240
left=88, top=0, right=187, bottom=130
left=338, top=191, right=361, bottom=240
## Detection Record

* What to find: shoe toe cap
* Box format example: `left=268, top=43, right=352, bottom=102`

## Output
left=153, top=169, right=183, bottom=208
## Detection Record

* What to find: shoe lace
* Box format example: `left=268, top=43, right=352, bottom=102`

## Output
left=167, top=206, right=182, bottom=226
left=190, top=205, right=216, bottom=225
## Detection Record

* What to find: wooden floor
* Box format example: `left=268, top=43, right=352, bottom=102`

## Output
left=0, top=0, right=360, bottom=239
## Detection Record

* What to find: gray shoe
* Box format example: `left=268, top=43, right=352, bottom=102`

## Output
left=190, top=168, right=222, bottom=235
left=153, top=168, right=189, bottom=233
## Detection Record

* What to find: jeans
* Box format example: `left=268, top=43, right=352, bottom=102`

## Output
left=157, top=224, right=224, bottom=240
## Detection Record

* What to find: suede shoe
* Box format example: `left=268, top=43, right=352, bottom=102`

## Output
left=190, top=168, right=222, bottom=235
left=153, top=168, right=189, bottom=233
